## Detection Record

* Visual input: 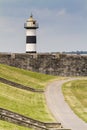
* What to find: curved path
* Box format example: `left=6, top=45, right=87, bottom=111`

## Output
left=45, top=78, right=87, bottom=130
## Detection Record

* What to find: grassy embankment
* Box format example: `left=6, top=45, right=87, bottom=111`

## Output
left=0, top=64, right=62, bottom=129
left=62, top=79, right=87, bottom=122
left=0, top=120, right=33, bottom=130
left=0, top=64, right=59, bottom=90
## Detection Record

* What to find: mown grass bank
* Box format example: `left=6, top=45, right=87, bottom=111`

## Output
left=0, top=64, right=59, bottom=90
left=0, top=63, right=63, bottom=129
left=0, top=120, right=33, bottom=130
left=0, top=82, right=55, bottom=122
left=62, top=79, right=87, bottom=122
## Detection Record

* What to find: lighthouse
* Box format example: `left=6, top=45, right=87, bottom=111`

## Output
left=24, top=14, right=39, bottom=53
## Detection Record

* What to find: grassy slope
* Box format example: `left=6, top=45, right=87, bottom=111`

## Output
left=0, top=64, right=60, bottom=129
left=0, top=120, right=33, bottom=130
left=0, top=82, right=55, bottom=122
left=0, top=64, right=58, bottom=90
left=62, top=79, right=87, bottom=122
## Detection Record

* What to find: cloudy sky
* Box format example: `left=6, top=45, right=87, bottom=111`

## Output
left=0, top=0, right=87, bottom=53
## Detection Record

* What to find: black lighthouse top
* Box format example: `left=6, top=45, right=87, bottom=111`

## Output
left=24, top=14, right=39, bottom=29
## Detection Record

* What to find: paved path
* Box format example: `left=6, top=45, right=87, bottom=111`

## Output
left=45, top=79, right=87, bottom=130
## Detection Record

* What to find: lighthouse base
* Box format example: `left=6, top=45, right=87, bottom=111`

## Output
left=26, top=44, right=36, bottom=53
left=26, top=51, right=36, bottom=53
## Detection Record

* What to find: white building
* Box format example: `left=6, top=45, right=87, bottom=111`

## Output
left=24, top=14, right=39, bottom=53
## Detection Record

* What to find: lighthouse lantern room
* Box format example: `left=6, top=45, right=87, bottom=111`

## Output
left=24, top=14, right=39, bottom=53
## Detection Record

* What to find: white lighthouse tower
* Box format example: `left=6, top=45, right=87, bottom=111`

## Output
left=24, top=14, right=39, bottom=53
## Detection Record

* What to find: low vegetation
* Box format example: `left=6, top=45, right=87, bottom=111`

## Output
left=0, top=82, right=55, bottom=122
left=0, top=64, right=58, bottom=90
left=0, top=120, right=33, bottom=130
left=0, top=64, right=60, bottom=129
left=62, top=79, right=87, bottom=122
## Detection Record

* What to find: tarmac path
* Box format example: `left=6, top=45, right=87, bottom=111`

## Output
left=45, top=78, right=87, bottom=130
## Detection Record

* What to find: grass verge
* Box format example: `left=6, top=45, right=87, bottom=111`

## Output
left=0, top=82, right=55, bottom=122
left=62, top=79, right=87, bottom=122
left=0, top=63, right=63, bottom=129
left=0, top=64, right=59, bottom=90
left=0, top=120, right=33, bottom=130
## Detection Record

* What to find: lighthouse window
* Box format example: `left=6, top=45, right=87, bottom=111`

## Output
left=33, top=21, right=35, bottom=24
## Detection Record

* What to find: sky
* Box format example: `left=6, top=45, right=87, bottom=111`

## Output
left=0, top=0, right=87, bottom=53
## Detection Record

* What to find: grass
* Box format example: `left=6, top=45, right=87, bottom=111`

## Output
left=62, top=79, right=87, bottom=122
left=0, top=64, right=58, bottom=90
left=0, top=63, right=63, bottom=129
left=0, top=82, right=55, bottom=122
left=0, top=120, right=33, bottom=130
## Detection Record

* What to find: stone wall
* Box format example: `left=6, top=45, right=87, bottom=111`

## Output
left=0, top=53, right=87, bottom=76
left=0, top=108, right=63, bottom=130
